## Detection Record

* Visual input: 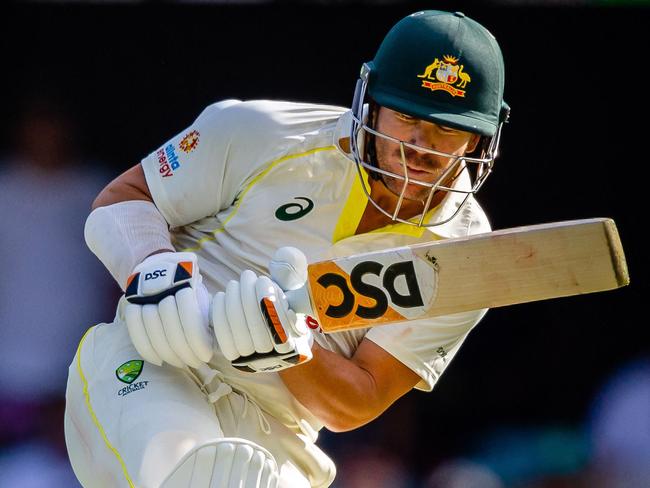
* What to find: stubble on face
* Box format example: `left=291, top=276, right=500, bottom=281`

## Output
left=374, top=141, right=457, bottom=202
left=371, top=109, right=474, bottom=203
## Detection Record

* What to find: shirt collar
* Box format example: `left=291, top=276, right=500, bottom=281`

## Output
left=334, top=109, right=359, bottom=162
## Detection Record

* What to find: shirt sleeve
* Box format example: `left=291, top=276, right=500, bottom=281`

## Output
left=141, top=100, right=235, bottom=227
left=365, top=308, right=488, bottom=391
left=141, top=99, right=339, bottom=228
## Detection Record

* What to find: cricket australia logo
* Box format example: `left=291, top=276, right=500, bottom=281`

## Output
left=116, top=360, right=149, bottom=397
left=417, top=55, right=471, bottom=97
left=116, top=360, right=144, bottom=384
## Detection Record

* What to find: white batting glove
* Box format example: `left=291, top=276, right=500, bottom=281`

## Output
left=124, top=252, right=214, bottom=369
left=211, top=247, right=313, bottom=373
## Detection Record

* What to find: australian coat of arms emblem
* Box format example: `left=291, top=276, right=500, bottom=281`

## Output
left=417, top=55, right=471, bottom=97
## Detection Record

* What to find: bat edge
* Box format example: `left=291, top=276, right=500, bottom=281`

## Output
left=602, top=218, right=630, bottom=287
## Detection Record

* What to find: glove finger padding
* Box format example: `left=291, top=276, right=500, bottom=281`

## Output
left=225, top=280, right=256, bottom=357
left=254, top=276, right=295, bottom=355
left=213, top=291, right=240, bottom=361
left=142, top=303, right=185, bottom=368
left=240, top=271, right=274, bottom=354
left=176, top=287, right=214, bottom=362
left=125, top=303, right=162, bottom=366
left=158, top=295, right=203, bottom=368
left=269, top=246, right=314, bottom=325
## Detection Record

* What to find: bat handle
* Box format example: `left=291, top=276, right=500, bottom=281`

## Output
left=285, top=286, right=314, bottom=316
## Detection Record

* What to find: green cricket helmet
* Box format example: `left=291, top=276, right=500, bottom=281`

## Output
left=350, top=10, right=510, bottom=227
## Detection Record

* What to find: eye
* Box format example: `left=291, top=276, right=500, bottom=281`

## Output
left=437, top=125, right=462, bottom=135
left=395, top=112, right=416, bottom=122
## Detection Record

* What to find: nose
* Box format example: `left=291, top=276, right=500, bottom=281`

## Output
left=402, top=135, right=445, bottom=170
left=408, top=126, right=433, bottom=149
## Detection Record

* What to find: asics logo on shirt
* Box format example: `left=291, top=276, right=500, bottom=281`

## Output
left=275, top=197, right=314, bottom=221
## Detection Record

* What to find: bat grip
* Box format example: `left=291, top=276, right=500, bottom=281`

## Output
left=285, top=286, right=314, bottom=316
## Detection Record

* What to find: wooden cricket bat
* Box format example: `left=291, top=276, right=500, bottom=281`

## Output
left=286, top=218, right=629, bottom=333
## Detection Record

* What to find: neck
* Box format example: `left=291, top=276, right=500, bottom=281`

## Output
left=355, top=178, right=445, bottom=234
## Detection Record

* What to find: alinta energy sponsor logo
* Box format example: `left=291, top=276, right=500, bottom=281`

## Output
left=417, top=54, right=471, bottom=98
left=157, top=143, right=182, bottom=178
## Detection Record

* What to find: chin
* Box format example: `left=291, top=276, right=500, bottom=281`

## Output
left=387, top=182, right=431, bottom=203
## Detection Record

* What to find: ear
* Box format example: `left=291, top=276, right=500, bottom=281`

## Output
left=466, top=133, right=481, bottom=153
left=371, top=102, right=382, bottom=129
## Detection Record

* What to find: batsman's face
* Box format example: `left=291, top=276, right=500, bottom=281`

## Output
left=373, top=107, right=480, bottom=202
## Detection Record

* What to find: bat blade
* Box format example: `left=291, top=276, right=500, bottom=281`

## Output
left=293, top=218, right=629, bottom=333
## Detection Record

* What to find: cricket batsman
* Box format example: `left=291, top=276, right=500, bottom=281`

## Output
left=65, top=10, right=509, bottom=487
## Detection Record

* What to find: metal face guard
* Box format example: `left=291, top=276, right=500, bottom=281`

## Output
left=349, top=69, right=504, bottom=227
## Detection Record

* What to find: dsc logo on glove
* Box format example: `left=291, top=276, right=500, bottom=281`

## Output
left=144, top=269, right=167, bottom=281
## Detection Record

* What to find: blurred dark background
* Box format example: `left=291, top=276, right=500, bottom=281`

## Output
left=1, top=1, right=647, bottom=487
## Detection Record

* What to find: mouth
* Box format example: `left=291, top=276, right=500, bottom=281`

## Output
left=405, top=166, right=433, bottom=180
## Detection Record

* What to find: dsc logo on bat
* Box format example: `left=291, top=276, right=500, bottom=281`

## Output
left=307, top=251, right=438, bottom=327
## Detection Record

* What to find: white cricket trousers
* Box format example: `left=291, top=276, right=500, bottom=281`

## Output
left=64, top=321, right=336, bottom=488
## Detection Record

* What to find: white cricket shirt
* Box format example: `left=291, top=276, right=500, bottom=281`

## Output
left=141, top=99, right=491, bottom=438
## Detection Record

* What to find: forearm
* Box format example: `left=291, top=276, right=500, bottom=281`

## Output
left=278, top=342, right=384, bottom=432
left=85, top=202, right=175, bottom=289
left=85, top=164, right=175, bottom=289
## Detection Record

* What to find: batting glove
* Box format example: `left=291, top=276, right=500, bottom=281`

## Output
left=211, top=247, right=313, bottom=373
left=124, top=252, right=214, bottom=369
